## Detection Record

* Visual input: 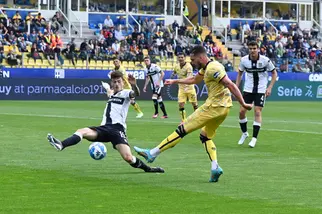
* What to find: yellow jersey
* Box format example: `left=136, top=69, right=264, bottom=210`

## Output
left=198, top=60, right=232, bottom=108
left=173, top=63, right=195, bottom=93
left=115, top=66, right=131, bottom=89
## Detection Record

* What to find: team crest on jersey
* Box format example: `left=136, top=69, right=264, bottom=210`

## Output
left=214, top=72, right=220, bottom=79
left=258, top=62, right=263, bottom=67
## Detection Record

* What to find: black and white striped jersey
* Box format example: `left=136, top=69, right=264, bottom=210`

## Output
left=239, top=54, right=275, bottom=94
left=101, top=89, right=132, bottom=129
left=145, top=63, right=164, bottom=90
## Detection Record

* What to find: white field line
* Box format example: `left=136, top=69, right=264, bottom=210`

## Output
left=0, top=112, right=321, bottom=135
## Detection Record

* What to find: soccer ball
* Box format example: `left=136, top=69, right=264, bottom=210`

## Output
left=88, top=142, right=107, bottom=160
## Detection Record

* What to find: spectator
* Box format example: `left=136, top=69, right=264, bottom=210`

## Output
left=112, top=40, right=120, bottom=53
left=311, top=24, right=319, bottom=39
left=106, top=33, right=115, bottom=46
left=166, top=43, right=174, bottom=59
left=7, top=42, right=21, bottom=66
left=54, top=43, right=64, bottom=66
left=280, top=23, right=288, bottom=34
left=114, top=26, right=125, bottom=41
left=243, top=21, right=251, bottom=35
left=0, top=10, right=8, bottom=26
left=227, top=25, right=232, bottom=41
left=204, top=31, right=213, bottom=43
left=28, top=42, right=42, bottom=63
left=202, top=1, right=209, bottom=26
left=132, top=28, right=139, bottom=40
left=240, top=43, right=249, bottom=57
left=25, top=12, right=34, bottom=30
left=104, top=15, right=114, bottom=28
left=0, top=42, right=5, bottom=63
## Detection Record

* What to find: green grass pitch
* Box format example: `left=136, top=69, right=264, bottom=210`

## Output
left=0, top=100, right=322, bottom=214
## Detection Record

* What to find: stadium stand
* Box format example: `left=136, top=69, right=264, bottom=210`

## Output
left=0, top=0, right=321, bottom=73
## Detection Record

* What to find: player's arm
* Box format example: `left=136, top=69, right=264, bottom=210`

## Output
left=266, top=62, right=278, bottom=97
left=101, top=81, right=114, bottom=98
left=236, top=70, right=243, bottom=89
left=220, top=75, right=252, bottom=110
left=159, top=70, right=165, bottom=85
left=236, top=60, right=245, bottom=89
left=165, top=72, right=203, bottom=85
left=143, top=75, right=149, bottom=92
left=128, top=74, right=140, bottom=97
left=170, top=68, right=177, bottom=79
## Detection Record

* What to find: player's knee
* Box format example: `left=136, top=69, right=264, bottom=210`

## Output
left=130, top=100, right=136, bottom=105
left=175, top=124, right=187, bottom=138
left=179, top=103, right=185, bottom=109
left=254, top=109, right=262, bottom=118
left=239, top=108, right=247, bottom=115
left=199, top=134, right=210, bottom=144
left=122, top=153, right=133, bottom=163
left=76, top=128, right=89, bottom=135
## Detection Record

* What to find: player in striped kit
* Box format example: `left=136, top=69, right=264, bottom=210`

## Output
left=236, top=41, right=277, bottom=148
left=47, top=71, right=164, bottom=173
left=143, top=56, right=168, bottom=119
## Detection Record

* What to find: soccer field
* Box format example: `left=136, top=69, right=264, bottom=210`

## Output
left=0, top=100, right=321, bottom=214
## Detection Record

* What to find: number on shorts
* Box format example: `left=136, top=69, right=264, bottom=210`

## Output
left=261, top=95, right=265, bottom=101
left=119, top=131, right=128, bottom=143
left=119, top=131, right=126, bottom=139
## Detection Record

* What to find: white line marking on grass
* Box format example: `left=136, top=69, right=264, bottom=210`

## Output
left=1, top=112, right=321, bottom=135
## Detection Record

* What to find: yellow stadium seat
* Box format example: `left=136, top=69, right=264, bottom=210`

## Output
left=96, top=61, right=103, bottom=68
left=103, top=60, right=109, bottom=68
left=122, top=61, right=129, bottom=68
left=128, top=61, right=135, bottom=69
left=109, top=60, right=114, bottom=68
left=160, top=62, right=166, bottom=70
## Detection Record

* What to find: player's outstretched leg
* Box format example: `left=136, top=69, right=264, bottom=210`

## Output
left=116, top=144, right=164, bottom=173
left=47, top=132, right=83, bottom=151
left=134, top=124, right=187, bottom=162
left=200, top=134, right=223, bottom=182
left=131, top=100, right=144, bottom=118
left=47, top=133, right=64, bottom=151
left=47, top=128, right=96, bottom=151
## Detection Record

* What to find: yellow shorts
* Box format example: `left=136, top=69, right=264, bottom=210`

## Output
left=183, top=104, right=230, bottom=138
left=178, top=90, right=197, bottom=103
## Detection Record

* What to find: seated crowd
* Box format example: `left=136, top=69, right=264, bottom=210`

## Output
left=237, top=21, right=322, bottom=72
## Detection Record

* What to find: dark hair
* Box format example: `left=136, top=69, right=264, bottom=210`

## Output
left=113, top=57, right=121, bottom=61
left=110, top=71, right=123, bottom=79
left=144, top=56, right=150, bottom=60
left=190, top=45, right=207, bottom=56
left=247, top=41, right=259, bottom=48
left=177, top=52, right=185, bottom=57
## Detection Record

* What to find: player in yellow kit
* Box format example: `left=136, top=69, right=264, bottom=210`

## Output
left=113, top=58, right=144, bottom=118
left=134, top=46, right=252, bottom=182
left=171, top=53, right=198, bottom=122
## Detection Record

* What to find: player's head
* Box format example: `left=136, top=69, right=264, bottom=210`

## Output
left=190, top=46, right=208, bottom=70
left=247, top=41, right=259, bottom=58
left=110, top=71, right=124, bottom=92
left=177, top=52, right=186, bottom=64
left=144, top=56, right=151, bottom=66
left=113, top=57, right=121, bottom=68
